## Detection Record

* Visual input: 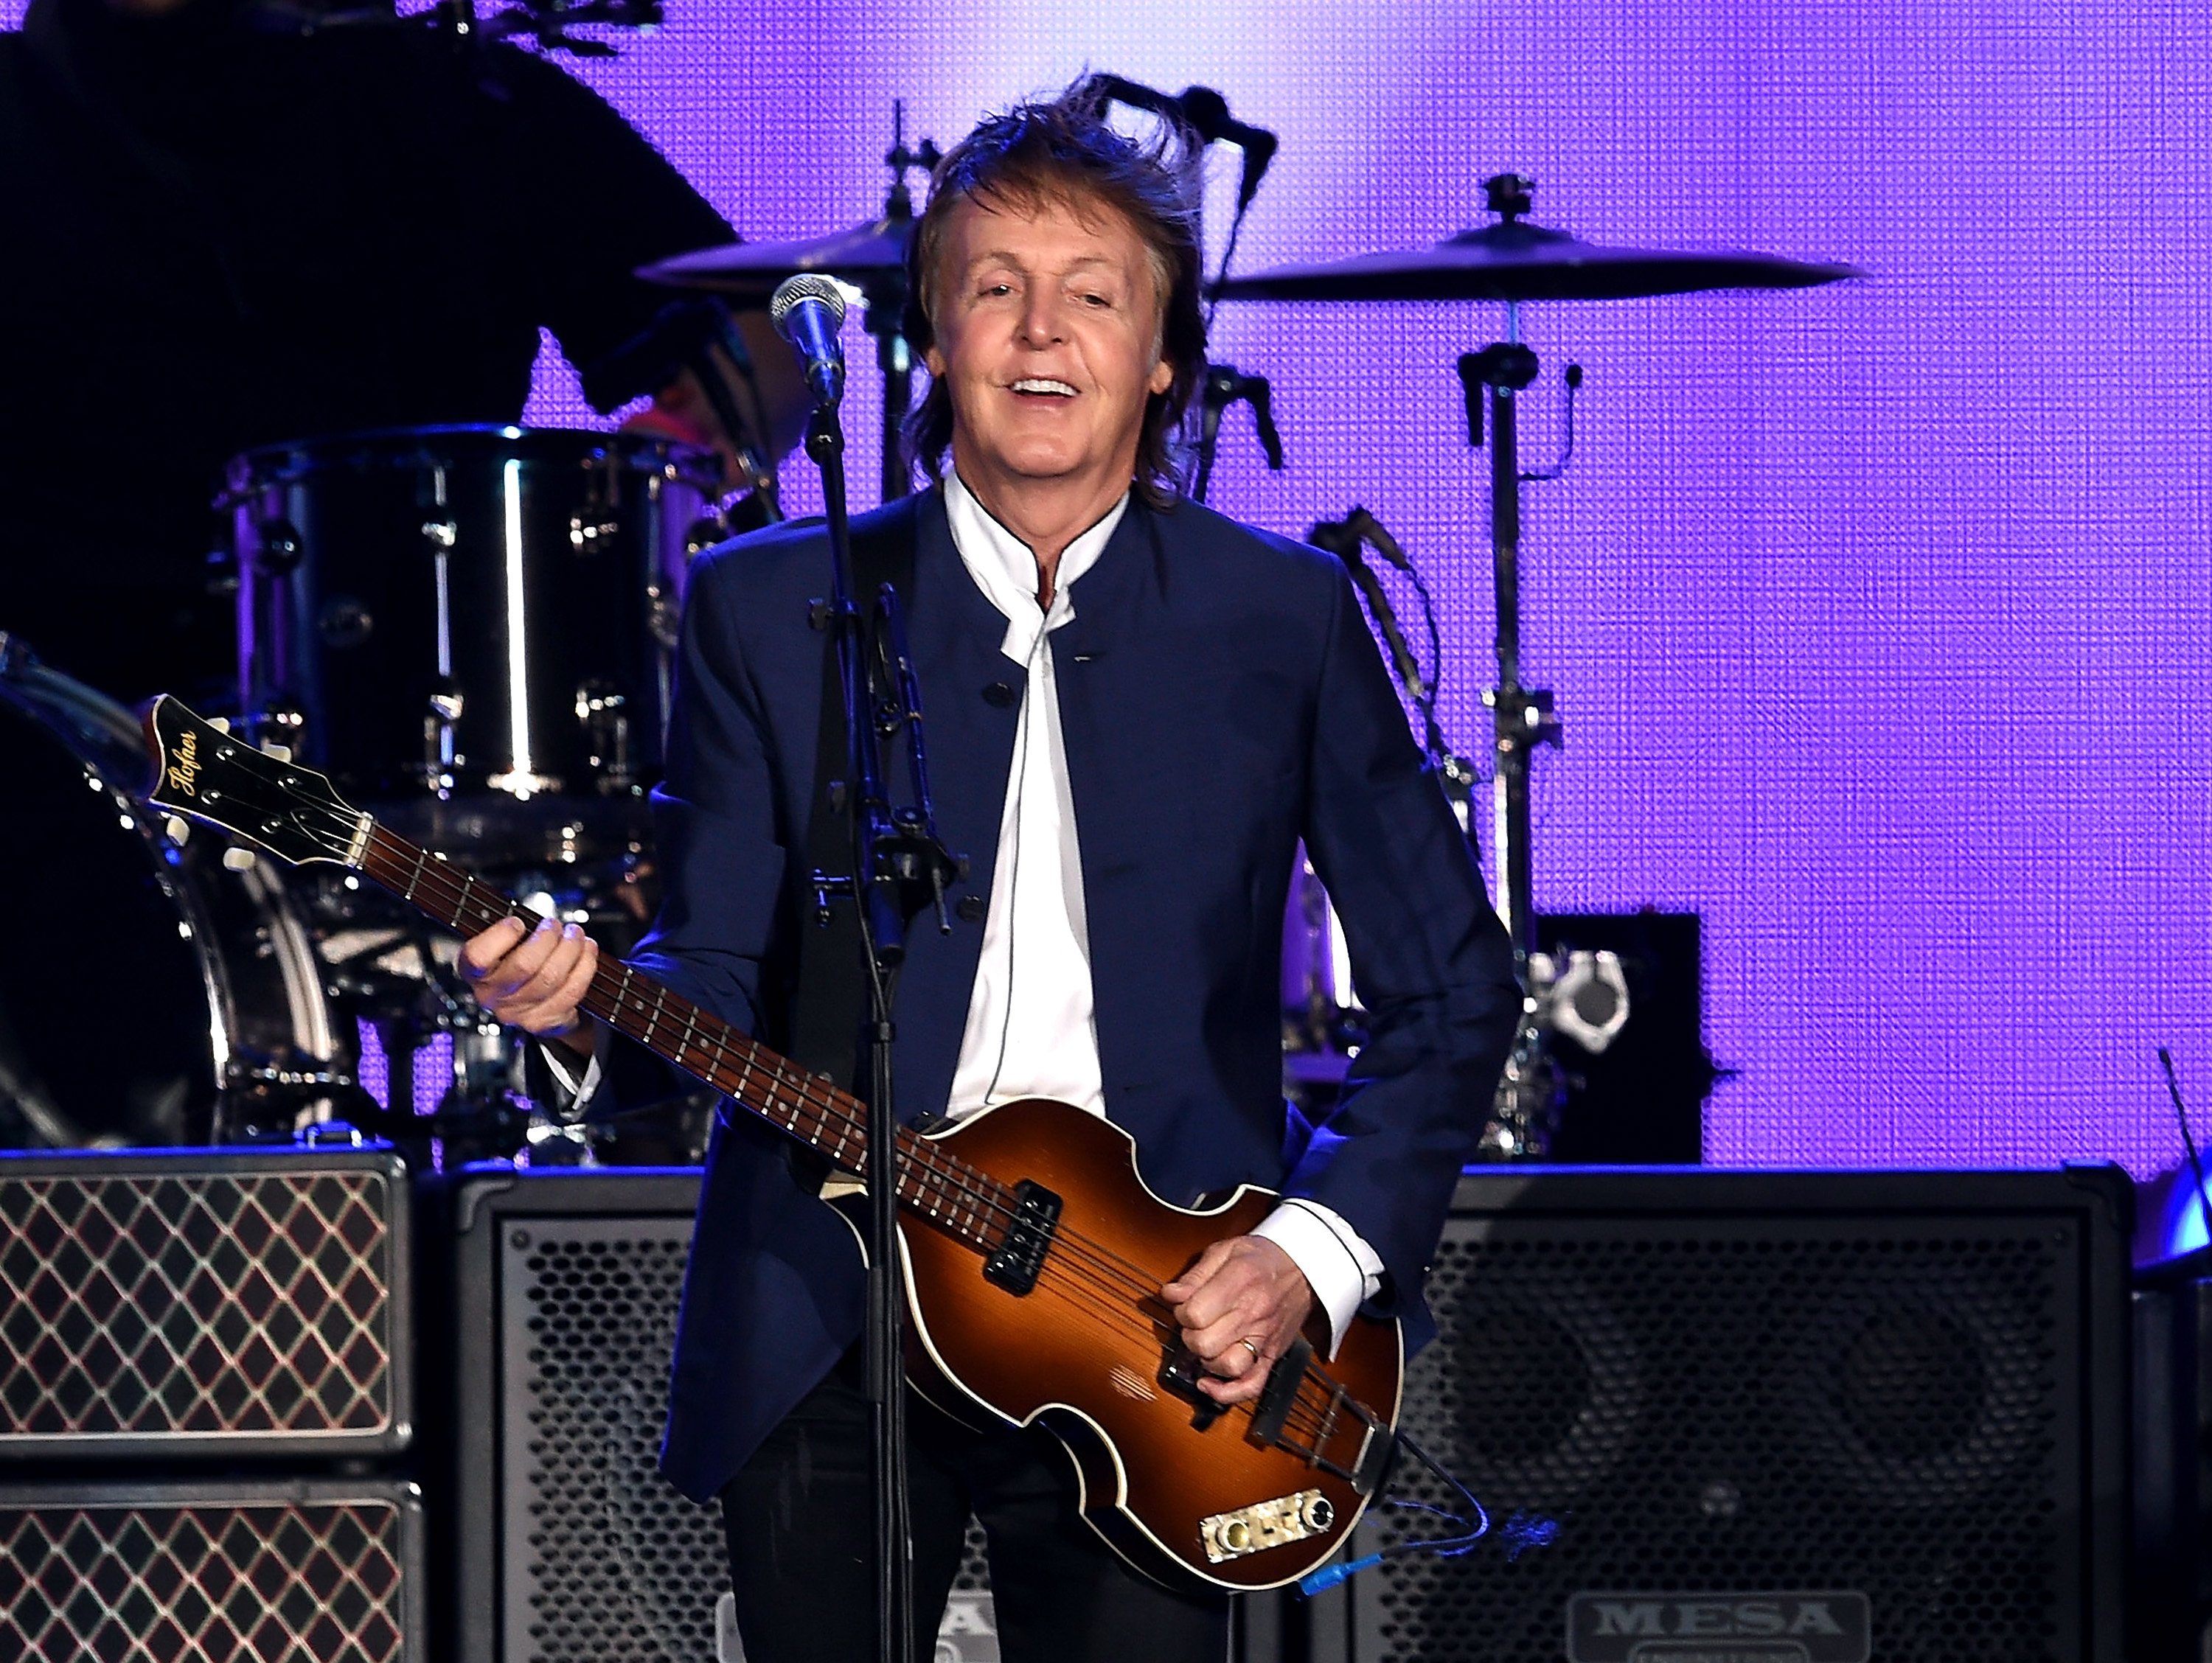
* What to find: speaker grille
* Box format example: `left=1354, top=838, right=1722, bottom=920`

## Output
left=502, top=1217, right=722, bottom=1662
left=484, top=1193, right=992, bottom=1663
left=0, top=1482, right=420, bottom=1662
left=0, top=1155, right=404, bottom=1455
left=1357, top=1218, right=2079, bottom=1663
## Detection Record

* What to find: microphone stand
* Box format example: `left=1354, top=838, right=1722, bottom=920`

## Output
left=801, top=394, right=963, bottom=1663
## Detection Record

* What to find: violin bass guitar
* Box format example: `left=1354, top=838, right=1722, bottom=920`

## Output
left=143, top=696, right=1404, bottom=1590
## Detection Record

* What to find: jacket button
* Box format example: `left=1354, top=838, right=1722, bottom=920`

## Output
left=956, top=893, right=987, bottom=923
left=983, top=681, right=1017, bottom=708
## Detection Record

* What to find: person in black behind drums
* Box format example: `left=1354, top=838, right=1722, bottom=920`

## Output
left=0, top=0, right=807, bottom=702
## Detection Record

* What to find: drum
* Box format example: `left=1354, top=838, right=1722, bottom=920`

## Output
left=228, top=426, right=724, bottom=857
left=0, top=653, right=338, bottom=1147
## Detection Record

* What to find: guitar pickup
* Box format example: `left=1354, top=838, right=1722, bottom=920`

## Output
left=1157, top=1346, right=1225, bottom=1432
left=982, top=1179, right=1061, bottom=1296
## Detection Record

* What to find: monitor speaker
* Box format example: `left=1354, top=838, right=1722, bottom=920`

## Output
left=1305, top=1166, right=2131, bottom=1663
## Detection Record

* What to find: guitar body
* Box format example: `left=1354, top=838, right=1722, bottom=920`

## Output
left=894, top=1098, right=1402, bottom=1591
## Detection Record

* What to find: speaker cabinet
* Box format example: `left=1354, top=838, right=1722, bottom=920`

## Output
left=0, top=1147, right=411, bottom=1461
left=446, top=1166, right=999, bottom=1663
left=1307, top=1167, right=2131, bottom=1663
left=0, top=1478, right=425, bottom=1662
left=2133, top=1246, right=2211, bottom=1663
left=448, top=1168, right=723, bottom=1663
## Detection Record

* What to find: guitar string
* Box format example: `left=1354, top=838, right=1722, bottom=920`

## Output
left=360, top=829, right=1356, bottom=1450
left=245, top=798, right=1360, bottom=1448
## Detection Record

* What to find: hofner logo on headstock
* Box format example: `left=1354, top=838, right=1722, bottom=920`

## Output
left=164, top=728, right=201, bottom=798
left=1566, top=1591, right=1870, bottom=1663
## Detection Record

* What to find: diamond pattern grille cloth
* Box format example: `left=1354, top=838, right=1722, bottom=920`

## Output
left=0, top=1494, right=409, bottom=1663
left=0, top=1171, right=394, bottom=1442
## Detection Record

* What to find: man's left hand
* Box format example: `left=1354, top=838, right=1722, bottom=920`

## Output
left=1162, top=1235, right=1316, bottom=1406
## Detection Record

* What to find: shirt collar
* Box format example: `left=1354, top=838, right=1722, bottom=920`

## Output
left=944, top=470, right=1130, bottom=662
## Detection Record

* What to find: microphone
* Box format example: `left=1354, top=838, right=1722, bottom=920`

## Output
left=769, top=274, right=847, bottom=406
left=1176, top=86, right=1279, bottom=210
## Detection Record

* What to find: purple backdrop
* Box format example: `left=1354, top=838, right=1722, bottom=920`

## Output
left=13, top=0, right=2207, bottom=1182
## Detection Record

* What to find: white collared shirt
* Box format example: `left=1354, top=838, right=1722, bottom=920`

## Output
left=940, top=471, right=1382, bottom=1353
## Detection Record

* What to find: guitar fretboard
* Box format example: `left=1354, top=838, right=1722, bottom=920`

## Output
left=358, top=824, right=1012, bottom=1249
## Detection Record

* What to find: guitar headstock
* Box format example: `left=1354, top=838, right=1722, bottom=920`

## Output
left=143, top=696, right=369, bottom=870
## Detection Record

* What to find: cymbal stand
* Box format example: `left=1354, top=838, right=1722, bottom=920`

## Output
left=861, top=102, right=940, bottom=504
left=1458, top=299, right=1566, bottom=1157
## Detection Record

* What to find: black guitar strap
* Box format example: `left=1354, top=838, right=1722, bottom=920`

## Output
left=785, top=496, right=922, bottom=1095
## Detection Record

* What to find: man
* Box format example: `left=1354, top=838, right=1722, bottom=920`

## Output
left=462, top=82, right=1518, bottom=1663
left=0, top=0, right=803, bottom=700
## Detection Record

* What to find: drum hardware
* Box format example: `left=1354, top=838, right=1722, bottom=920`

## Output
left=576, top=679, right=635, bottom=791
left=1535, top=948, right=1632, bottom=1053
left=1228, top=174, right=1857, bottom=1155
left=639, top=102, right=943, bottom=505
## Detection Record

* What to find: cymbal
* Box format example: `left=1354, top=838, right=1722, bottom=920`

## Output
left=637, top=217, right=911, bottom=297
left=1218, top=216, right=1859, bottom=304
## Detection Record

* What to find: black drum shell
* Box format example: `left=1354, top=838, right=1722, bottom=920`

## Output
left=229, top=426, right=721, bottom=824
left=0, top=665, right=335, bottom=1147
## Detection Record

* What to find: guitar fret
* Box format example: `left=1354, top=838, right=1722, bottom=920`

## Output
left=402, top=844, right=428, bottom=903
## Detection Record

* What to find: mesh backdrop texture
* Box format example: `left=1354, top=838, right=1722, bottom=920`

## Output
left=4, top=0, right=2205, bottom=1176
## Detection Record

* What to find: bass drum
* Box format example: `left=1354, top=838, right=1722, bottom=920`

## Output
left=0, top=655, right=340, bottom=1147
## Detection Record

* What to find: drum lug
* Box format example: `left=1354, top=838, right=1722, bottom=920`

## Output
left=577, top=680, right=634, bottom=792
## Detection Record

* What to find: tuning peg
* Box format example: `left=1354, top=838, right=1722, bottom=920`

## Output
left=222, top=847, right=257, bottom=872
left=164, top=815, right=191, bottom=846
left=208, top=716, right=232, bottom=734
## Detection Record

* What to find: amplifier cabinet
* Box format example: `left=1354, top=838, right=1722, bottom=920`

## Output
left=1309, top=1165, right=2132, bottom=1663
left=0, top=1146, right=411, bottom=1461
left=448, top=1167, right=730, bottom=1663
left=0, top=1477, right=425, bottom=1662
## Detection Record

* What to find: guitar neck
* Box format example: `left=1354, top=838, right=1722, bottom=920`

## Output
left=353, top=820, right=1003, bottom=1243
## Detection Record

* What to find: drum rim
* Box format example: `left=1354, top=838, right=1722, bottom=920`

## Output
left=223, top=423, right=724, bottom=492
left=0, top=665, right=338, bottom=1146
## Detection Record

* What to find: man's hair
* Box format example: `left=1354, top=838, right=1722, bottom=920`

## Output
left=901, top=77, right=1208, bottom=507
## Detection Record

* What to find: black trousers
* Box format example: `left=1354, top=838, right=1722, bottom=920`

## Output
left=720, top=1349, right=1231, bottom=1663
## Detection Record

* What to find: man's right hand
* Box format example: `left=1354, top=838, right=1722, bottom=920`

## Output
left=458, top=916, right=602, bottom=1059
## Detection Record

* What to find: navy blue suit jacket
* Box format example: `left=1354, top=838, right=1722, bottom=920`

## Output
left=636, top=485, right=1518, bottom=1503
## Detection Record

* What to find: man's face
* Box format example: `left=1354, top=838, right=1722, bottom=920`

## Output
left=924, top=192, right=1176, bottom=498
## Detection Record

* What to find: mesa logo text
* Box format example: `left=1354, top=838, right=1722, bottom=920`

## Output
left=1565, top=1591, right=1871, bottom=1663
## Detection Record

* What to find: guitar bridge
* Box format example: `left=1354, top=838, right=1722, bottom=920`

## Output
left=982, top=1179, right=1061, bottom=1296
